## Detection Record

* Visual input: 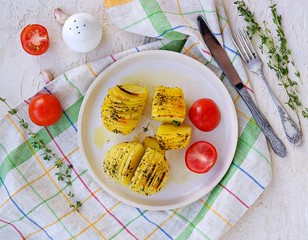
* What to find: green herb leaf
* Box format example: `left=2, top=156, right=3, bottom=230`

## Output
left=234, top=0, right=306, bottom=120
left=8, top=109, right=17, bottom=115
left=0, top=96, right=82, bottom=211
left=172, top=120, right=181, bottom=127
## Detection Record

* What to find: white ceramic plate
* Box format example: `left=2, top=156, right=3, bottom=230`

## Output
left=78, top=50, right=238, bottom=210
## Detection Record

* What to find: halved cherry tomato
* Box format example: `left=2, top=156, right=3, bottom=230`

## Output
left=185, top=141, right=217, bottom=174
left=188, top=98, right=221, bottom=132
left=20, top=24, right=49, bottom=55
left=28, top=94, right=62, bottom=126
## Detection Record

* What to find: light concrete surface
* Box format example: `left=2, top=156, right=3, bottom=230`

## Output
left=0, top=0, right=307, bottom=239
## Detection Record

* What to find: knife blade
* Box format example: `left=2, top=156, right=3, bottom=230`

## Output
left=197, top=15, right=287, bottom=157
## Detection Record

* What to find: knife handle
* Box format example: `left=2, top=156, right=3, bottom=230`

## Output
left=236, top=84, right=287, bottom=157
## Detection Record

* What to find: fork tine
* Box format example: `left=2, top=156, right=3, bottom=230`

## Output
left=231, top=36, right=247, bottom=62
left=241, top=29, right=257, bottom=58
left=237, top=29, right=253, bottom=60
left=232, top=31, right=250, bottom=62
left=234, top=30, right=250, bottom=61
left=238, top=29, right=256, bottom=59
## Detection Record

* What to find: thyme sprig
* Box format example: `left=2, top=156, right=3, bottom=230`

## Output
left=234, top=0, right=308, bottom=119
left=0, top=97, right=82, bottom=211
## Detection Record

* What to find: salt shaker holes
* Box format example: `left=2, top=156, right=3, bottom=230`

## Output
left=62, top=12, right=103, bottom=53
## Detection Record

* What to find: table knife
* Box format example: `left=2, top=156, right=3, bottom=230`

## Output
left=197, top=16, right=287, bottom=158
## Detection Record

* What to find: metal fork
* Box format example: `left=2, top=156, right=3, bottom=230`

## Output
left=233, top=29, right=302, bottom=146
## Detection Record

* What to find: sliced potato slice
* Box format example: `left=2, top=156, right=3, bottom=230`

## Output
left=101, top=84, right=148, bottom=135
left=103, top=142, right=127, bottom=182
left=129, top=148, right=169, bottom=195
left=151, top=86, right=186, bottom=124
left=120, top=143, right=145, bottom=185
left=111, top=85, right=148, bottom=103
left=143, top=136, right=165, bottom=155
left=156, top=123, right=192, bottom=150
left=103, top=142, right=145, bottom=186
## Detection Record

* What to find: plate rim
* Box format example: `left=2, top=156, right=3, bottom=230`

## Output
left=77, top=50, right=238, bottom=210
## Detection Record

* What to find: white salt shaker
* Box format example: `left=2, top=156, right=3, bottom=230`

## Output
left=55, top=9, right=103, bottom=53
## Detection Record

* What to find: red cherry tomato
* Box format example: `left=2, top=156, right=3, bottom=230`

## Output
left=28, top=94, right=62, bottom=126
left=188, top=98, right=221, bottom=132
left=20, top=24, right=49, bottom=55
left=185, top=141, right=217, bottom=174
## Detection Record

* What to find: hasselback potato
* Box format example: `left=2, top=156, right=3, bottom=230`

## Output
left=101, top=84, right=148, bottom=135
left=102, top=84, right=192, bottom=195
left=151, top=86, right=186, bottom=124
left=129, top=147, right=169, bottom=195
left=103, top=142, right=169, bottom=195
left=156, top=123, right=192, bottom=150
left=103, top=142, right=145, bottom=186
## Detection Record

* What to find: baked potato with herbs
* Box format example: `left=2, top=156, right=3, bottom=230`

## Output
left=151, top=86, right=186, bottom=124
left=103, top=142, right=169, bottom=195
left=129, top=147, right=169, bottom=195
left=103, top=142, right=145, bottom=186
left=101, top=84, right=148, bottom=135
left=157, top=123, right=192, bottom=150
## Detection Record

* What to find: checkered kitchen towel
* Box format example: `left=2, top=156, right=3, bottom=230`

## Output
left=0, top=0, right=271, bottom=239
